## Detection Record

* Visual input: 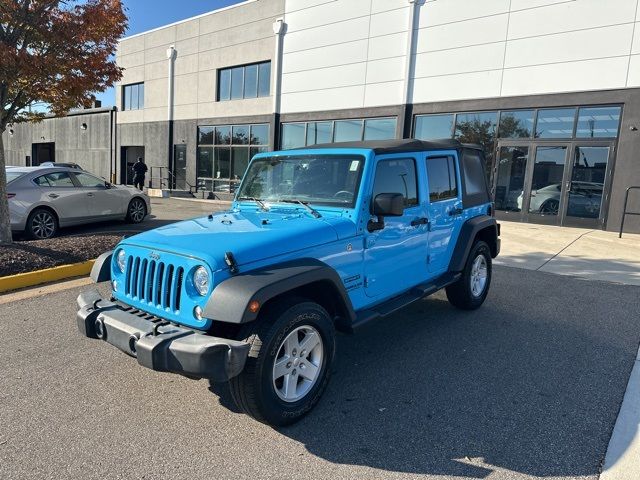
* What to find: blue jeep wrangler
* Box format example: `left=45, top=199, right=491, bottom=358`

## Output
left=78, top=139, right=500, bottom=426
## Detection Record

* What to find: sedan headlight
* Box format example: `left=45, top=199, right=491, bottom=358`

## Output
left=117, top=250, right=126, bottom=273
left=193, top=266, right=209, bottom=296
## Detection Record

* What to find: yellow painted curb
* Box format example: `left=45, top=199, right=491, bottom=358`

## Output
left=0, top=260, right=95, bottom=294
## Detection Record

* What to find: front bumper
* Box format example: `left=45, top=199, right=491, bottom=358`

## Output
left=76, top=289, right=250, bottom=382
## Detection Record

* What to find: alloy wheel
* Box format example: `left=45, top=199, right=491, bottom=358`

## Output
left=470, top=254, right=488, bottom=298
left=31, top=212, right=56, bottom=239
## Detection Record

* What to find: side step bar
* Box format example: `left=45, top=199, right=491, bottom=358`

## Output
left=352, top=272, right=461, bottom=330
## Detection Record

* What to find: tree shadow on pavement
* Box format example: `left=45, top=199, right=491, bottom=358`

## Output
left=216, top=266, right=640, bottom=478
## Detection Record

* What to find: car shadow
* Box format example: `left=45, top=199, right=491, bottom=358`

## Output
left=208, top=267, right=640, bottom=478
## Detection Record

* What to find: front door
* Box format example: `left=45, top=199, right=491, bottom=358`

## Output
left=493, top=143, right=531, bottom=222
left=525, top=144, right=570, bottom=225
left=363, top=155, right=429, bottom=299
left=174, top=144, right=187, bottom=190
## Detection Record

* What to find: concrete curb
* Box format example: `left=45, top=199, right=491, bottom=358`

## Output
left=0, top=260, right=95, bottom=294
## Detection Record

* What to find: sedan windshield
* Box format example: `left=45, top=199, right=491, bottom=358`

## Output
left=237, top=154, right=365, bottom=208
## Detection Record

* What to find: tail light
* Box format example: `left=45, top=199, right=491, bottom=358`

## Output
left=7, top=193, right=15, bottom=199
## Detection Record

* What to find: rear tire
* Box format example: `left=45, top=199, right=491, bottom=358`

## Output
left=446, top=240, right=492, bottom=310
left=126, top=198, right=146, bottom=224
left=229, top=298, right=335, bottom=426
left=26, top=208, right=58, bottom=239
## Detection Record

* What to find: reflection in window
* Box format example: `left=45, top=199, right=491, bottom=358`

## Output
left=427, top=156, right=458, bottom=202
left=373, top=158, right=418, bottom=207
left=197, top=124, right=270, bottom=194
left=495, top=146, right=528, bottom=212
left=306, top=122, right=332, bottom=146
left=535, top=108, right=576, bottom=138
left=414, top=114, right=454, bottom=140
left=218, top=61, right=271, bottom=101
left=122, top=83, right=144, bottom=111
left=281, top=117, right=397, bottom=149
left=334, top=120, right=363, bottom=142
left=498, top=110, right=534, bottom=138
left=363, top=118, right=397, bottom=141
left=455, top=111, right=497, bottom=184
left=281, top=123, right=306, bottom=150
left=529, top=146, right=567, bottom=216
left=567, top=146, right=609, bottom=219
left=576, top=106, right=621, bottom=138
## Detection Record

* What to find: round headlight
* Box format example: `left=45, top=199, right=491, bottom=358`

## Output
left=193, top=266, right=209, bottom=296
left=117, top=250, right=126, bottom=273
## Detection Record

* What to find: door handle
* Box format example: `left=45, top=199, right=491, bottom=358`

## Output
left=448, top=207, right=463, bottom=216
left=48, top=193, right=59, bottom=199
left=87, top=192, right=94, bottom=197
left=410, top=217, right=429, bottom=227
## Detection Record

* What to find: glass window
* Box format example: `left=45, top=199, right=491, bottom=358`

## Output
left=250, top=124, right=269, bottom=145
left=218, top=69, right=231, bottom=101
left=244, top=64, right=258, bottom=99
left=123, top=85, right=131, bottom=111
left=306, top=122, right=332, bottom=146
left=455, top=111, right=497, bottom=183
left=138, top=83, right=144, bottom=108
left=494, top=146, right=529, bottom=212
left=334, top=120, right=363, bottom=143
left=131, top=84, right=139, bottom=111
left=122, top=83, right=144, bottom=111
left=535, top=108, right=576, bottom=138
left=7, top=171, right=25, bottom=183
left=258, top=61, right=271, bottom=97
left=74, top=173, right=105, bottom=188
left=364, top=118, right=397, bottom=141
left=232, top=125, right=250, bottom=145
left=372, top=158, right=418, bottom=207
left=214, top=147, right=231, bottom=179
left=529, top=146, right=567, bottom=216
left=498, top=110, right=534, bottom=138
left=414, top=114, right=454, bottom=140
left=576, top=106, right=621, bottom=138
left=198, top=127, right=214, bottom=145
left=230, top=66, right=244, bottom=100
left=427, top=156, right=458, bottom=202
left=238, top=154, right=365, bottom=208
left=197, top=147, right=213, bottom=179
left=33, top=172, right=74, bottom=187
left=462, top=150, right=486, bottom=196
left=215, top=126, right=231, bottom=145
left=232, top=148, right=250, bottom=182
left=281, top=123, right=306, bottom=150
left=567, top=146, right=609, bottom=219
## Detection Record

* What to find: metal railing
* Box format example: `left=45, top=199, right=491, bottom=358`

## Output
left=149, top=166, right=197, bottom=195
left=619, top=186, right=640, bottom=238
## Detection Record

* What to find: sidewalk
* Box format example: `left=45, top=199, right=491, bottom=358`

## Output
left=496, top=221, right=640, bottom=286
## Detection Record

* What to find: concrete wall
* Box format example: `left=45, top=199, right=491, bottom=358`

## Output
left=115, top=0, right=285, bottom=124
left=2, top=109, right=114, bottom=180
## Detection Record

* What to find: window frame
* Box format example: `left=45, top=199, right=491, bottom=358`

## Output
left=122, top=82, right=144, bottom=111
left=217, top=61, right=272, bottom=102
left=372, top=156, right=420, bottom=208
left=426, top=154, right=459, bottom=203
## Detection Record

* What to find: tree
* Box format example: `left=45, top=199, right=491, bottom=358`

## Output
left=0, top=0, right=127, bottom=244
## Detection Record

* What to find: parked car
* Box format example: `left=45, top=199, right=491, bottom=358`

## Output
left=38, top=162, right=84, bottom=170
left=78, top=139, right=500, bottom=426
left=517, top=181, right=603, bottom=217
left=7, top=167, right=150, bottom=239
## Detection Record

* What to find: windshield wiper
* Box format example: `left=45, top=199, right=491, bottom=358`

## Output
left=238, top=196, right=269, bottom=212
left=279, top=199, right=322, bottom=218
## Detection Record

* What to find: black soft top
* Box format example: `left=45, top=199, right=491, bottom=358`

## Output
left=294, top=139, right=482, bottom=154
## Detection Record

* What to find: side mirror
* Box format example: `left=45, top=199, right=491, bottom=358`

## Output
left=104, top=181, right=112, bottom=189
left=372, top=193, right=405, bottom=217
left=368, top=193, right=405, bottom=232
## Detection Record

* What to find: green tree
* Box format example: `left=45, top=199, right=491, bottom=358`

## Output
left=0, top=0, right=127, bottom=244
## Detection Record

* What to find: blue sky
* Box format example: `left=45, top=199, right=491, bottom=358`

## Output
left=95, top=0, right=244, bottom=107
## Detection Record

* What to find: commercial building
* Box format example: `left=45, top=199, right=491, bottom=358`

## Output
left=4, top=0, right=640, bottom=233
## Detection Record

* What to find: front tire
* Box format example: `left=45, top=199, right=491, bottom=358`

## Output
left=446, top=240, right=492, bottom=310
left=229, top=299, right=335, bottom=426
left=126, top=198, right=146, bottom=224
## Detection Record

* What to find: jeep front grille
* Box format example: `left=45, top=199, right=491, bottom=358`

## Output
left=124, top=256, right=184, bottom=312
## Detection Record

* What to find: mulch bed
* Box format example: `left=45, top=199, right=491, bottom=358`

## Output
left=0, top=234, right=123, bottom=277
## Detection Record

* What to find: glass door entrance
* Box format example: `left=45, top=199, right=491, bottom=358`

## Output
left=493, top=142, right=613, bottom=228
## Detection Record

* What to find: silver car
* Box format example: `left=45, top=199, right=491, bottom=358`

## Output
left=6, top=167, right=151, bottom=239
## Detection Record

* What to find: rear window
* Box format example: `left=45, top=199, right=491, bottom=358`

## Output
left=461, top=148, right=490, bottom=207
left=6, top=171, right=25, bottom=184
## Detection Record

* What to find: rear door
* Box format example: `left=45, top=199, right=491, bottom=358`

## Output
left=425, top=152, right=464, bottom=274
left=72, top=172, right=124, bottom=217
left=32, top=172, right=86, bottom=224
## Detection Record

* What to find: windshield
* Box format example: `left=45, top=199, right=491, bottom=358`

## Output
left=237, top=154, right=365, bottom=208
left=6, top=171, right=25, bottom=184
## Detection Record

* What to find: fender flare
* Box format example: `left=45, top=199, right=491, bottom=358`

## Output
left=91, top=251, right=113, bottom=283
left=448, top=216, right=499, bottom=272
left=202, top=258, right=356, bottom=325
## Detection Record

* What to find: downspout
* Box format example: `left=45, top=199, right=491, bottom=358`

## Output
left=166, top=45, right=176, bottom=189
left=271, top=18, right=285, bottom=150
left=401, top=0, right=422, bottom=139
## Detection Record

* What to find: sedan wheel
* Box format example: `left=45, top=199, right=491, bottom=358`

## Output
left=126, top=198, right=146, bottom=224
left=27, top=209, right=58, bottom=239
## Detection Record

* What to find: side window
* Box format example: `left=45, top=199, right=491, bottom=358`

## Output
left=462, top=149, right=487, bottom=196
left=33, top=172, right=74, bottom=188
left=74, top=173, right=105, bottom=188
left=372, top=158, right=418, bottom=207
left=427, top=156, right=458, bottom=202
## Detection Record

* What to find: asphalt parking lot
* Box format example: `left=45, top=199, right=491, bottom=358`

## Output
left=1, top=266, right=639, bottom=479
